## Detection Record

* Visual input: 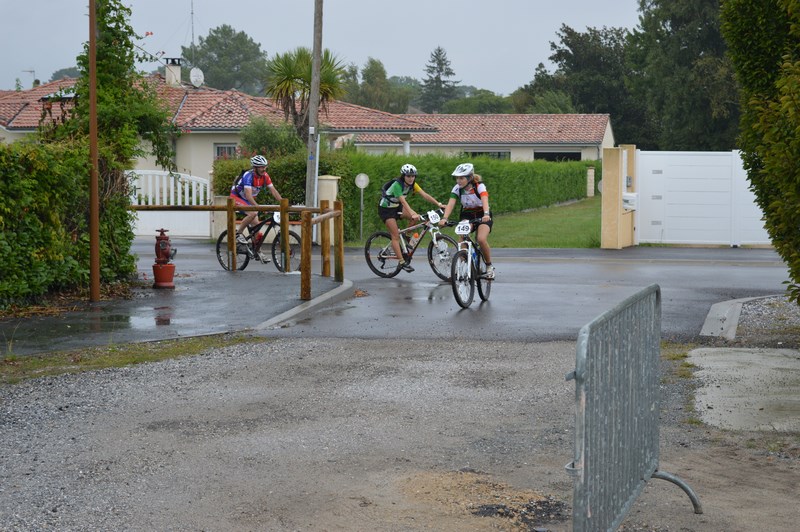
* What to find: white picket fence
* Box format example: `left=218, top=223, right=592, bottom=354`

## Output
left=129, top=170, right=212, bottom=237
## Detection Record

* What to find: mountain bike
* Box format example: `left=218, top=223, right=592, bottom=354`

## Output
left=364, top=209, right=458, bottom=281
left=215, top=211, right=301, bottom=272
left=450, top=219, right=492, bottom=308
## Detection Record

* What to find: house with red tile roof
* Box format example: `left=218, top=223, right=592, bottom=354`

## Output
left=0, top=66, right=435, bottom=181
left=353, top=113, right=614, bottom=162
left=1, top=61, right=612, bottom=181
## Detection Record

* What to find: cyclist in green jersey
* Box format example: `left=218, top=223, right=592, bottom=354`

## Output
left=378, top=163, right=444, bottom=273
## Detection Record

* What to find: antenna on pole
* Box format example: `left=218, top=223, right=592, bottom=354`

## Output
left=22, top=69, right=36, bottom=86
left=191, top=0, right=195, bottom=64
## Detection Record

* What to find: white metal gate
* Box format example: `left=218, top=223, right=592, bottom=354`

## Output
left=636, top=151, right=770, bottom=246
left=129, top=170, right=212, bottom=237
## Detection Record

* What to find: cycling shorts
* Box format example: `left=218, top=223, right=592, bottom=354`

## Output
left=378, top=205, right=403, bottom=222
left=229, top=193, right=254, bottom=208
left=460, top=209, right=493, bottom=232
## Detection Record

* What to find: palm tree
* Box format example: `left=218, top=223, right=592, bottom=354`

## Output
left=264, top=47, right=346, bottom=144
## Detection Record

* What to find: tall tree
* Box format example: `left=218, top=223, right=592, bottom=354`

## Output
left=528, top=90, right=576, bottom=114
left=181, top=24, right=268, bottom=95
left=441, top=89, right=513, bottom=114
left=721, top=0, right=800, bottom=300
left=547, top=24, right=656, bottom=147
left=340, top=63, right=361, bottom=103
left=511, top=63, right=563, bottom=112
left=48, top=0, right=178, bottom=282
left=336, top=60, right=414, bottom=113
left=386, top=76, right=420, bottom=113
left=49, top=66, right=80, bottom=81
left=420, top=46, right=459, bottom=113
left=66, top=0, right=177, bottom=172
left=359, top=57, right=391, bottom=111
left=628, top=0, right=739, bottom=150
left=264, top=47, right=346, bottom=144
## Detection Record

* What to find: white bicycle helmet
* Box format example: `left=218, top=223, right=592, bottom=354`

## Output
left=400, top=163, right=417, bottom=176
left=451, top=163, right=474, bottom=177
left=251, top=155, right=268, bottom=167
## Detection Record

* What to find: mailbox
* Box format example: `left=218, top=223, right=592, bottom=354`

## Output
left=622, top=192, right=638, bottom=211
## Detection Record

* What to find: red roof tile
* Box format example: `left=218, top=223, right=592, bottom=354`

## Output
left=356, top=114, right=610, bottom=145
left=1, top=75, right=434, bottom=136
left=320, top=101, right=436, bottom=134
left=0, top=79, right=77, bottom=130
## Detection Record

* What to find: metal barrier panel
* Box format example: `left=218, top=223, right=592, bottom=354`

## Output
left=568, top=284, right=662, bottom=531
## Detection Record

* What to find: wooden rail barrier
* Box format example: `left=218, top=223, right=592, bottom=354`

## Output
left=130, top=199, right=345, bottom=300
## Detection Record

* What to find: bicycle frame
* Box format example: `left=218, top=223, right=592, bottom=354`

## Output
left=450, top=218, right=491, bottom=308
left=365, top=209, right=458, bottom=280
left=454, top=220, right=478, bottom=281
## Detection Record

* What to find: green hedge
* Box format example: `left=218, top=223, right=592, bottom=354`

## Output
left=0, top=141, right=136, bottom=309
left=214, top=151, right=600, bottom=241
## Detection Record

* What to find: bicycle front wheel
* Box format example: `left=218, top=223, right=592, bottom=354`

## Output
left=271, top=230, right=302, bottom=272
left=450, top=249, right=474, bottom=308
left=216, top=230, right=250, bottom=271
left=427, top=233, right=458, bottom=282
left=476, top=250, right=492, bottom=301
left=365, top=231, right=401, bottom=278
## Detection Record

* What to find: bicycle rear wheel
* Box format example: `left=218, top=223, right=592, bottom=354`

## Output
left=450, top=249, right=474, bottom=308
left=476, top=249, right=492, bottom=301
left=427, top=233, right=458, bottom=282
left=271, top=229, right=302, bottom=272
left=216, top=230, right=250, bottom=271
left=365, top=231, right=401, bottom=278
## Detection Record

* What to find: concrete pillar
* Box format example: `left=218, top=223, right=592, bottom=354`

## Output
left=317, top=175, right=340, bottom=244
left=600, top=147, right=636, bottom=249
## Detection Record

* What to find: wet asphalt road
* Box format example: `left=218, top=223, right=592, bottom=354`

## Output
left=0, top=238, right=789, bottom=356
left=262, top=244, right=790, bottom=344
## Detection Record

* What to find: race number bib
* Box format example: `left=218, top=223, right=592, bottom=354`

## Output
left=455, top=220, right=472, bottom=235
left=427, top=210, right=441, bottom=224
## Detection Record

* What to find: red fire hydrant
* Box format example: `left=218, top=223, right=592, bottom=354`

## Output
left=152, top=228, right=177, bottom=289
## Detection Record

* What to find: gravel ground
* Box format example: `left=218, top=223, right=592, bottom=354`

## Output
left=735, top=294, right=800, bottom=347
left=0, top=298, right=798, bottom=531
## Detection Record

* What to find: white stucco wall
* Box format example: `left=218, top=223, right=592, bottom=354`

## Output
left=0, top=128, right=27, bottom=143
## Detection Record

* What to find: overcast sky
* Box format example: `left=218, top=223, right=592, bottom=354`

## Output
left=1, top=1, right=642, bottom=95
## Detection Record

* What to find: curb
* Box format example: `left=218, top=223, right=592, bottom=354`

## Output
left=699, top=295, right=770, bottom=340
left=253, top=278, right=354, bottom=330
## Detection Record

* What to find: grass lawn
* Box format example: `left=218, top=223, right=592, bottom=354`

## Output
left=491, top=195, right=601, bottom=248
left=347, top=195, right=602, bottom=249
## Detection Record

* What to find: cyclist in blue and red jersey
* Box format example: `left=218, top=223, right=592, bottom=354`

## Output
left=230, top=155, right=283, bottom=241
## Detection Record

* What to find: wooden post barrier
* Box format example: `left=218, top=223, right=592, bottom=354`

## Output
left=279, top=198, right=290, bottom=272
left=129, top=202, right=344, bottom=299
left=335, top=200, right=344, bottom=282
left=300, top=211, right=313, bottom=300
left=320, top=199, right=331, bottom=277
left=227, top=197, right=236, bottom=270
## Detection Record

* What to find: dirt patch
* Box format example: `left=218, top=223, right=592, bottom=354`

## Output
left=399, top=469, right=568, bottom=531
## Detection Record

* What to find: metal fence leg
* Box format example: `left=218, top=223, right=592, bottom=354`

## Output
left=651, top=470, right=704, bottom=514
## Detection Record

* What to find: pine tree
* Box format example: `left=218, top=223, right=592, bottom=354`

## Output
left=420, top=46, right=459, bottom=113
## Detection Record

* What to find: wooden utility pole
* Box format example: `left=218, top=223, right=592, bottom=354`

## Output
left=89, top=0, right=100, bottom=301
left=305, top=0, right=323, bottom=214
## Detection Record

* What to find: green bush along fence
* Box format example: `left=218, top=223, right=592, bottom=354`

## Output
left=0, top=141, right=136, bottom=309
left=214, top=151, right=601, bottom=242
